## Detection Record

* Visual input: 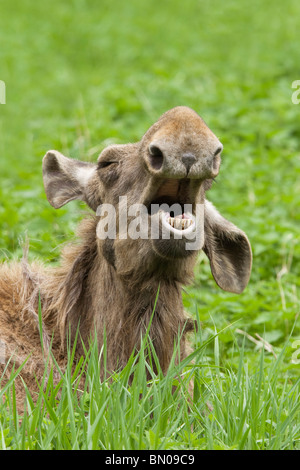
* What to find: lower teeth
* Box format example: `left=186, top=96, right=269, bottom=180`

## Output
left=168, top=217, right=193, bottom=229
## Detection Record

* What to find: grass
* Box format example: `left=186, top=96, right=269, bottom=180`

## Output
left=0, top=0, right=300, bottom=450
left=1, top=324, right=299, bottom=450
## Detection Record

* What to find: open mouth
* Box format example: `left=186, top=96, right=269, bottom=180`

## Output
left=147, top=179, right=196, bottom=234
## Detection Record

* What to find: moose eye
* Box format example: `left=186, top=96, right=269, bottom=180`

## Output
left=98, top=161, right=119, bottom=169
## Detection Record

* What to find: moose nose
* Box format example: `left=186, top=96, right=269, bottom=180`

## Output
left=181, top=153, right=197, bottom=173
left=147, top=141, right=223, bottom=178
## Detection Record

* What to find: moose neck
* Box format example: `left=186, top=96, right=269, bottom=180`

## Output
left=87, top=258, right=194, bottom=373
left=44, top=216, right=196, bottom=373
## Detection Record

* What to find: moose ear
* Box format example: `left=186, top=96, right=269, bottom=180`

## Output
left=203, top=200, right=252, bottom=294
left=43, top=150, right=98, bottom=210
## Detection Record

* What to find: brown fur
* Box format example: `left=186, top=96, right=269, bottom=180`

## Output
left=0, top=107, right=252, bottom=409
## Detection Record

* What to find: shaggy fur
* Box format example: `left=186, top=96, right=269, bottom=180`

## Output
left=0, top=107, right=252, bottom=409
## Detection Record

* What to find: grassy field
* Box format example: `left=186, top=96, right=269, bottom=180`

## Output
left=0, top=0, right=300, bottom=450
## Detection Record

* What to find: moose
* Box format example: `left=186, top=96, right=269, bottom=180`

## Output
left=0, top=106, right=252, bottom=406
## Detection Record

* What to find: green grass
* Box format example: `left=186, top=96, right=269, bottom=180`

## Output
left=0, top=0, right=300, bottom=450
left=1, top=325, right=299, bottom=450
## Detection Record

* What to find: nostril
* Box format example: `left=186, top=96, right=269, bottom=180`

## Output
left=213, top=145, right=223, bottom=157
left=212, top=146, right=222, bottom=176
left=148, top=144, right=164, bottom=170
left=182, top=153, right=197, bottom=172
